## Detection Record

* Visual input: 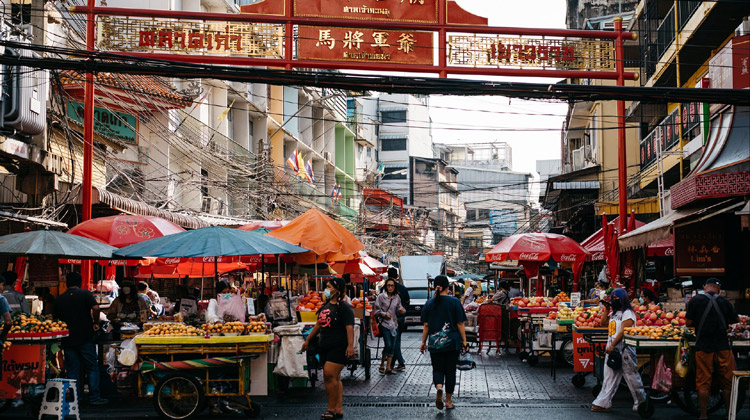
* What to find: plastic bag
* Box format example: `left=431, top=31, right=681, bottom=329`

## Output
left=457, top=351, right=476, bottom=371
left=217, top=293, right=246, bottom=323
left=652, top=354, right=672, bottom=393
left=118, top=338, right=138, bottom=366
left=273, top=325, right=307, bottom=378
left=675, top=337, right=689, bottom=378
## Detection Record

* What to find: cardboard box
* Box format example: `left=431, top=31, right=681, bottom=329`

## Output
left=353, top=307, right=364, bottom=319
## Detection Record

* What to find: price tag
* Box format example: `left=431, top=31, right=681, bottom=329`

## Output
left=570, top=292, right=581, bottom=308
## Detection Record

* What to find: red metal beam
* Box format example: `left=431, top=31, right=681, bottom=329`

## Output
left=71, top=5, right=636, bottom=40
left=82, top=0, right=95, bottom=290
left=119, top=52, right=637, bottom=81
left=615, top=18, right=627, bottom=234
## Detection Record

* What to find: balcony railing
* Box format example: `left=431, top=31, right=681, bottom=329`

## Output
left=656, top=6, right=675, bottom=60
left=678, top=1, right=701, bottom=30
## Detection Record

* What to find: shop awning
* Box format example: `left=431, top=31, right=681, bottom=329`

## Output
left=552, top=181, right=600, bottom=190
left=0, top=209, right=68, bottom=229
left=95, top=187, right=208, bottom=229
left=619, top=199, right=743, bottom=251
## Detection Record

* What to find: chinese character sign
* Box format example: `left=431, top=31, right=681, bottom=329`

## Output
left=675, top=218, right=726, bottom=275
left=295, top=0, right=438, bottom=24
left=299, top=26, right=433, bottom=65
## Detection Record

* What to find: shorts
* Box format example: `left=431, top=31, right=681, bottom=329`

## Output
left=318, top=345, right=348, bottom=366
left=695, top=350, right=734, bottom=392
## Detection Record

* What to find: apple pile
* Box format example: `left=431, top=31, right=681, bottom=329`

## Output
left=574, top=306, right=603, bottom=328
left=634, top=304, right=687, bottom=327
left=728, top=315, right=750, bottom=339
left=297, top=291, right=324, bottom=312
left=512, top=296, right=553, bottom=308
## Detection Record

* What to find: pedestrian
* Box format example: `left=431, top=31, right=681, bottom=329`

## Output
left=420, top=275, right=468, bottom=410
left=301, top=277, right=355, bottom=420
left=686, top=278, right=738, bottom=420
left=492, top=280, right=511, bottom=305
left=374, top=277, right=405, bottom=374
left=2, top=271, right=30, bottom=313
left=0, top=294, right=11, bottom=337
left=53, top=272, right=108, bottom=405
left=393, top=268, right=410, bottom=372
left=462, top=281, right=477, bottom=306
left=591, top=288, right=645, bottom=413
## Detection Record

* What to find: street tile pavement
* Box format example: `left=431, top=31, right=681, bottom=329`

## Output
left=317, top=331, right=594, bottom=402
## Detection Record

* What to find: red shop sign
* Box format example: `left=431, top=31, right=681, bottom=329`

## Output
left=572, top=331, right=606, bottom=373
left=0, top=344, right=46, bottom=399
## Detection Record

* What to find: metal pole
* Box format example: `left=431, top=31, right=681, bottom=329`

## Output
left=615, top=17, right=627, bottom=234
left=81, top=0, right=96, bottom=290
left=674, top=0, right=685, bottom=180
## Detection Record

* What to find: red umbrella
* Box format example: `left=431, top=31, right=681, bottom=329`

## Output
left=68, top=215, right=185, bottom=248
left=237, top=220, right=289, bottom=232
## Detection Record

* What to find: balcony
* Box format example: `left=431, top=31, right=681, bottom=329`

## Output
left=656, top=5, right=675, bottom=61
left=173, top=110, right=253, bottom=164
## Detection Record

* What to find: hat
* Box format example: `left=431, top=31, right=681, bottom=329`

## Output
left=470, top=281, right=478, bottom=287
left=705, top=278, right=721, bottom=287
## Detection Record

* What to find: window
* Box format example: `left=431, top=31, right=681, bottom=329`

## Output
left=367, top=147, right=372, bottom=157
left=381, top=110, right=407, bottom=123
left=383, top=166, right=408, bottom=180
left=381, top=138, right=407, bottom=151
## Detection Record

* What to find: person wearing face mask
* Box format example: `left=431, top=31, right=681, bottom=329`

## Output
left=107, top=279, right=149, bottom=325
left=301, top=277, right=354, bottom=420
left=639, top=288, right=658, bottom=306
left=591, top=288, right=646, bottom=413
left=207, top=280, right=231, bottom=324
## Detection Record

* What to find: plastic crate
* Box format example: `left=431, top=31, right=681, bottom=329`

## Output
left=298, top=311, right=317, bottom=323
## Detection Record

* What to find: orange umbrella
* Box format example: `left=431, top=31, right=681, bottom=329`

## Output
left=267, top=209, right=364, bottom=264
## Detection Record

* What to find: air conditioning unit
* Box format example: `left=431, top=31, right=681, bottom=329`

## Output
left=201, top=197, right=212, bottom=213
left=572, top=147, right=585, bottom=170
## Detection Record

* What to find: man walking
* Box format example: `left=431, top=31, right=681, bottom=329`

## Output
left=686, top=278, right=737, bottom=420
left=53, top=272, right=108, bottom=405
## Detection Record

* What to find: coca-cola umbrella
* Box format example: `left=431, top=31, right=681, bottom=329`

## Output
left=68, top=214, right=186, bottom=248
left=485, top=233, right=589, bottom=296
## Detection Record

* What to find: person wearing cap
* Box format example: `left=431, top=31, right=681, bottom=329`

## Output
left=686, top=278, right=738, bottom=420
left=462, top=281, right=478, bottom=307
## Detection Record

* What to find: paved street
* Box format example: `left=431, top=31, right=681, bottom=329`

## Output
left=5, top=331, right=748, bottom=419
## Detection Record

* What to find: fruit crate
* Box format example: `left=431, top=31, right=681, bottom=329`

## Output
left=557, top=319, right=574, bottom=325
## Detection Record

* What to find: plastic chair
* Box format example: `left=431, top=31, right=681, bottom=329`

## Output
left=38, top=378, right=79, bottom=420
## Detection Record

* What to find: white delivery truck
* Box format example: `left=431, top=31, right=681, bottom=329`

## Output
left=399, top=255, right=446, bottom=326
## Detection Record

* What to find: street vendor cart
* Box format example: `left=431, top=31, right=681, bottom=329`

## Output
left=134, top=333, right=271, bottom=419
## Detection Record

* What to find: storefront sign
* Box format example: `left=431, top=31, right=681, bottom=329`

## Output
left=572, top=331, right=606, bottom=373
left=448, top=36, right=615, bottom=71
left=298, top=26, right=433, bottom=65
left=0, top=344, right=45, bottom=399
left=295, top=0, right=438, bottom=24
left=97, top=16, right=284, bottom=58
left=675, top=218, right=726, bottom=275
left=67, top=101, right=138, bottom=144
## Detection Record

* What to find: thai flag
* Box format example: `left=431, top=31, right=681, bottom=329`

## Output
left=336, top=184, right=343, bottom=201
left=286, top=150, right=299, bottom=172
left=304, top=158, right=315, bottom=183
left=331, top=184, right=337, bottom=199
left=296, top=152, right=306, bottom=178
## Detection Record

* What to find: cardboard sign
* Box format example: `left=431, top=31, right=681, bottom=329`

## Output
left=570, top=292, right=581, bottom=308
left=572, top=331, right=606, bottom=373
left=0, top=344, right=45, bottom=399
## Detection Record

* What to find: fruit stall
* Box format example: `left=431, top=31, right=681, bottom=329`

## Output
left=0, top=313, right=70, bottom=412
left=510, top=295, right=573, bottom=367
left=132, top=320, right=272, bottom=419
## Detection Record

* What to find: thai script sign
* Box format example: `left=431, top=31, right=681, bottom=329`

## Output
left=97, top=16, right=284, bottom=58
left=298, top=26, right=433, bottom=65
left=448, top=36, right=615, bottom=71
left=68, top=101, right=138, bottom=144
left=0, top=344, right=45, bottom=399
left=295, top=0, right=438, bottom=24
left=573, top=331, right=606, bottom=373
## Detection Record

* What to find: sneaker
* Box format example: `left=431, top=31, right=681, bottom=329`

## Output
left=90, top=398, right=109, bottom=406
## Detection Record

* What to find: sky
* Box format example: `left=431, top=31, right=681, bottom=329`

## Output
left=429, top=0, right=569, bottom=177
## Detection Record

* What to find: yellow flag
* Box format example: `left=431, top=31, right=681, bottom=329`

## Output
left=218, top=99, right=236, bottom=122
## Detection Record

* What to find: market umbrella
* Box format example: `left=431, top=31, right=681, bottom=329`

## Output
left=68, top=214, right=185, bottom=248
left=237, top=220, right=289, bottom=232
left=485, top=233, right=589, bottom=296
left=360, top=254, right=388, bottom=274
left=267, top=208, right=364, bottom=264
left=0, top=229, right=117, bottom=259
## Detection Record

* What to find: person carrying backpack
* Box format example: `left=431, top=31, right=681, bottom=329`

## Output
left=686, top=278, right=738, bottom=420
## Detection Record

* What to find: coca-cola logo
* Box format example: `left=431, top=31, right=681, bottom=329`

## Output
left=559, top=254, right=577, bottom=262
left=163, top=258, right=182, bottom=264
left=518, top=252, right=540, bottom=260
left=591, top=252, right=604, bottom=260
left=664, top=247, right=674, bottom=256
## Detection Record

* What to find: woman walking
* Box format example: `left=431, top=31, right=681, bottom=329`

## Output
left=302, top=277, right=355, bottom=420
left=591, top=288, right=646, bottom=412
left=373, top=277, right=405, bottom=374
left=420, top=275, right=468, bottom=410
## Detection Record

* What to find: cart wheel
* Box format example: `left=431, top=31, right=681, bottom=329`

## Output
left=244, top=402, right=261, bottom=418
left=153, top=374, right=205, bottom=420
left=680, top=387, right=745, bottom=416
left=637, top=398, right=654, bottom=419
left=527, top=354, right=539, bottom=366
left=557, top=339, right=575, bottom=367
left=592, top=383, right=602, bottom=397
left=519, top=351, right=529, bottom=361
left=571, top=373, right=585, bottom=388
left=364, top=349, right=372, bottom=380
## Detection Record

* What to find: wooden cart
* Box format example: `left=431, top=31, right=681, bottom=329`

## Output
left=135, top=334, right=271, bottom=419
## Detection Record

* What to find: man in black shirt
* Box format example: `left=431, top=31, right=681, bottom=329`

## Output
left=686, top=278, right=738, bottom=420
left=54, top=272, right=108, bottom=405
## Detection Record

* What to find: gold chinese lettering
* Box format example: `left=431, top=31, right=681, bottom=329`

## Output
left=343, top=31, right=364, bottom=50
left=371, top=32, right=390, bottom=50
left=401, top=0, right=425, bottom=3
left=397, top=33, right=416, bottom=54
left=316, top=29, right=336, bottom=50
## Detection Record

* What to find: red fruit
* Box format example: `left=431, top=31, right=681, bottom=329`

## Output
left=678, top=319, right=686, bottom=326
left=649, top=313, right=658, bottom=321
left=636, top=320, right=645, bottom=326
left=678, top=311, right=686, bottom=318
left=666, top=312, right=675, bottom=320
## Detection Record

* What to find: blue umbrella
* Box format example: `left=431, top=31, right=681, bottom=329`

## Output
left=114, top=226, right=308, bottom=258
left=0, top=229, right=116, bottom=258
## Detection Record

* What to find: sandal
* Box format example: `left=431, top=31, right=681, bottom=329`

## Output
left=590, top=405, right=610, bottom=412
left=445, top=403, right=456, bottom=410
left=435, top=389, right=444, bottom=410
left=321, top=410, right=337, bottom=420
left=379, top=367, right=386, bottom=374
left=385, top=369, right=395, bottom=375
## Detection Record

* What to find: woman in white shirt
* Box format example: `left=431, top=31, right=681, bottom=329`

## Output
left=591, top=288, right=646, bottom=413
